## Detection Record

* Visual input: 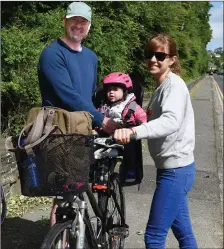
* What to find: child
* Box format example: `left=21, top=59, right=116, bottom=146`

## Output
left=98, top=72, right=147, bottom=181
left=99, top=72, right=147, bottom=127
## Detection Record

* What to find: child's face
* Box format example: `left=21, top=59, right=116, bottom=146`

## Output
left=107, top=85, right=124, bottom=102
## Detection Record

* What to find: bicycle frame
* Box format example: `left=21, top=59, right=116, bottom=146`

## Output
left=45, top=136, right=128, bottom=249
left=89, top=156, right=126, bottom=224
left=53, top=166, right=126, bottom=249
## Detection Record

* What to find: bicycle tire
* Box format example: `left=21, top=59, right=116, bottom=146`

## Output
left=40, top=218, right=97, bottom=249
left=1, top=185, right=7, bottom=225
left=98, top=173, right=126, bottom=249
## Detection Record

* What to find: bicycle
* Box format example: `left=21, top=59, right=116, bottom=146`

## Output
left=39, top=135, right=129, bottom=249
left=1, top=184, right=7, bottom=225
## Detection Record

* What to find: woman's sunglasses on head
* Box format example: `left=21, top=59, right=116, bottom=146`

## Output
left=145, top=52, right=170, bottom=62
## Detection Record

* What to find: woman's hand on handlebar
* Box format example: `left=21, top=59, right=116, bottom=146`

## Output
left=113, top=127, right=136, bottom=144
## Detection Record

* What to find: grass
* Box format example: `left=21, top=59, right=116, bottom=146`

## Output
left=6, top=194, right=52, bottom=218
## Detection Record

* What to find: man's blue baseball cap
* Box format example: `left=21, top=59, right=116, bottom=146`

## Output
left=65, top=2, right=92, bottom=22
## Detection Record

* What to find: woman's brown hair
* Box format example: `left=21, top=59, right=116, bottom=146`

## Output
left=145, top=34, right=182, bottom=76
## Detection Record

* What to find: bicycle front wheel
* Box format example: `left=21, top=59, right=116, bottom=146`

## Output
left=98, top=173, right=126, bottom=249
left=40, top=218, right=97, bottom=249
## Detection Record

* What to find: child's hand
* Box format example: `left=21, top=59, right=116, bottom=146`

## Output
left=102, top=117, right=119, bottom=135
left=92, top=130, right=99, bottom=135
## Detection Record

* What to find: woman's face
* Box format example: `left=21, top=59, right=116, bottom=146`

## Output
left=146, top=45, right=176, bottom=79
left=107, top=86, right=124, bottom=102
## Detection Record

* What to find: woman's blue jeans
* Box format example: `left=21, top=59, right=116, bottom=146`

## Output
left=145, top=162, right=198, bottom=249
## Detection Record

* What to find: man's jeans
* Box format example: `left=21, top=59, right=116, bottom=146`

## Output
left=145, top=162, right=198, bottom=249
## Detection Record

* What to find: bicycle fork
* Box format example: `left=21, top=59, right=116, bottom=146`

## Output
left=71, top=200, right=87, bottom=249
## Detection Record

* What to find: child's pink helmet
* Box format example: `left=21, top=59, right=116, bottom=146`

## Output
left=103, top=72, right=133, bottom=89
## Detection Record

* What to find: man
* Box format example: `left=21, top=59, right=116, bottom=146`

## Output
left=38, top=1, right=118, bottom=226
left=38, top=1, right=117, bottom=133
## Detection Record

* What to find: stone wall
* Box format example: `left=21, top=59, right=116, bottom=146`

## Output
left=1, top=151, right=21, bottom=200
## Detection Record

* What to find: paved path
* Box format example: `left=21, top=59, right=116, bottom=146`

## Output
left=2, top=76, right=223, bottom=249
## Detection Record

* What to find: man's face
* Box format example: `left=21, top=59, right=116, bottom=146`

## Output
left=64, top=16, right=90, bottom=42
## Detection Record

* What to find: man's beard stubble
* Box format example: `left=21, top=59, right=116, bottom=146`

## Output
left=66, top=28, right=85, bottom=43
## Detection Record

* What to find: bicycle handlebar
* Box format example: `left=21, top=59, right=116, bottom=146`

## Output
left=94, top=137, right=124, bottom=150
left=130, top=134, right=137, bottom=141
left=93, top=134, right=137, bottom=159
left=94, top=134, right=137, bottom=148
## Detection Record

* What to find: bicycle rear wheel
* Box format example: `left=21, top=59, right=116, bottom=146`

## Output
left=40, top=218, right=97, bottom=249
left=98, top=173, right=127, bottom=249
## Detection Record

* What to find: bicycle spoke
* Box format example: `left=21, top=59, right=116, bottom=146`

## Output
left=98, top=173, right=126, bottom=249
left=40, top=217, right=97, bottom=249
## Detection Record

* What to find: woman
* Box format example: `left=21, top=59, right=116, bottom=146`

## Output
left=114, top=34, right=198, bottom=249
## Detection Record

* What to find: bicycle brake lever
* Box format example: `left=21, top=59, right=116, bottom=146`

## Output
left=105, top=136, right=115, bottom=145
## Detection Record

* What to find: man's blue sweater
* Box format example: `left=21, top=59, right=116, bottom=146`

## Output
left=38, top=39, right=103, bottom=127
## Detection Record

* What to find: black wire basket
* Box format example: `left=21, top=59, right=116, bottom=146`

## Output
left=14, top=134, right=95, bottom=197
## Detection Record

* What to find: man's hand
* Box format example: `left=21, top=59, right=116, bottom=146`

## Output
left=101, top=117, right=122, bottom=135
left=114, top=128, right=135, bottom=144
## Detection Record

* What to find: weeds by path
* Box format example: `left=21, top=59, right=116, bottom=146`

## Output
left=6, top=194, right=52, bottom=218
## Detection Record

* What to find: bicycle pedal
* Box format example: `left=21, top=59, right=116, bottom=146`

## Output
left=109, top=226, right=129, bottom=238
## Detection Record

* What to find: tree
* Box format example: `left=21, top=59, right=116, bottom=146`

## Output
left=214, top=47, right=223, bottom=55
left=1, top=1, right=213, bottom=135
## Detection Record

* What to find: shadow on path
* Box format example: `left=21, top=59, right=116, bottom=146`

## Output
left=1, top=217, right=50, bottom=249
